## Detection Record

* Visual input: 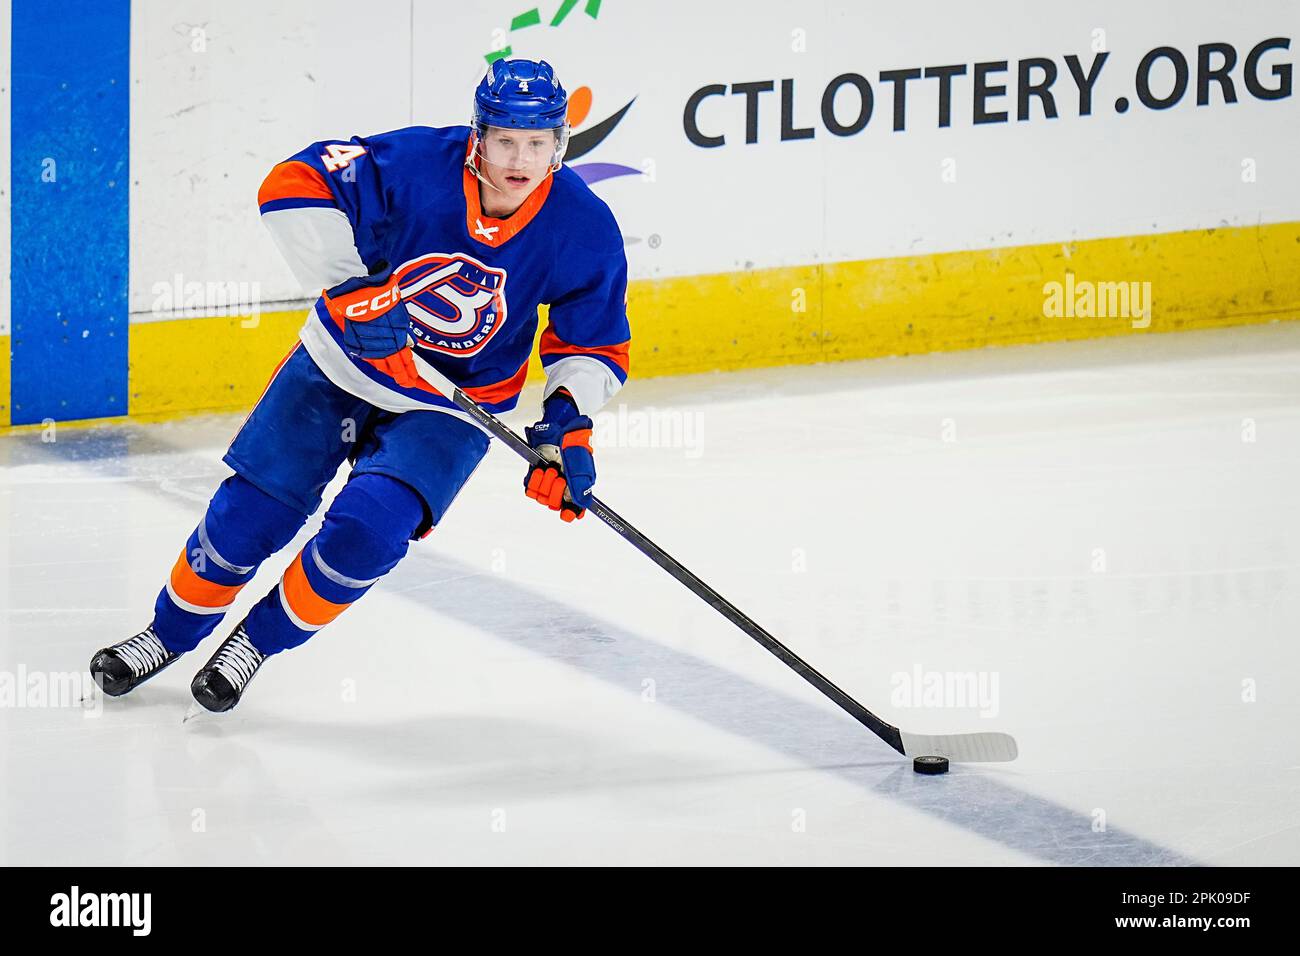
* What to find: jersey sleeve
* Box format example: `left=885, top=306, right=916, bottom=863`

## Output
left=256, top=137, right=389, bottom=294
left=539, top=212, right=631, bottom=417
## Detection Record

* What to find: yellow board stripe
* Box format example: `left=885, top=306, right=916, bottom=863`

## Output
left=632, top=220, right=1300, bottom=376
left=2, top=220, right=1298, bottom=435
left=1, top=334, right=8, bottom=429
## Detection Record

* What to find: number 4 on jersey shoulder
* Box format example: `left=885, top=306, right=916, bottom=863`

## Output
left=321, top=143, right=367, bottom=172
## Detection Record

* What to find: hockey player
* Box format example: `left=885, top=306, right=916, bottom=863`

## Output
left=89, top=58, right=631, bottom=712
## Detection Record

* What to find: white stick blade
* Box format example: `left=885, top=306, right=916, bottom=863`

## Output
left=900, top=731, right=1019, bottom=763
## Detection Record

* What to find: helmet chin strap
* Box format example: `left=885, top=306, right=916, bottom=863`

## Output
left=465, top=132, right=504, bottom=194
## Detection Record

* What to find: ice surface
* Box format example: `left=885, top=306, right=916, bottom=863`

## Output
left=3, top=323, right=1299, bottom=865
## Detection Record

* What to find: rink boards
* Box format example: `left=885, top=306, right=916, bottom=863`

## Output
left=2, top=0, right=1299, bottom=429
left=4, top=217, right=1298, bottom=430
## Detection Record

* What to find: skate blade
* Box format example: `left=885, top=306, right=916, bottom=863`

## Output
left=181, top=700, right=207, bottom=724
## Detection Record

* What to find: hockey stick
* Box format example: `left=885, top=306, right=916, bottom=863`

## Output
left=411, top=353, right=1017, bottom=763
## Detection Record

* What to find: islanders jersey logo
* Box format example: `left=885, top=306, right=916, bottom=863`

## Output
left=396, top=252, right=508, bottom=357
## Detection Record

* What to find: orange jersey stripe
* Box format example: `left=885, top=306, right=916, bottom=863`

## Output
left=258, top=160, right=334, bottom=207
left=169, top=549, right=245, bottom=609
left=463, top=360, right=531, bottom=404
left=538, top=325, right=631, bottom=375
left=408, top=357, right=530, bottom=406
left=282, top=552, right=351, bottom=628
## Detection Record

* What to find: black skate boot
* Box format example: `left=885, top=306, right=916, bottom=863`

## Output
left=190, top=624, right=267, bottom=713
left=89, top=627, right=182, bottom=696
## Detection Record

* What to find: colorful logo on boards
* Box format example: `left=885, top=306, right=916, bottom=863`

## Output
left=484, top=1, right=640, bottom=186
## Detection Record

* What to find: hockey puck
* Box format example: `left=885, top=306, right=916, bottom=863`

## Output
left=913, top=755, right=950, bottom=775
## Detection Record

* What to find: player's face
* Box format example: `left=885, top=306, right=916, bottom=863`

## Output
left=478, top=127, right=558, bottom=198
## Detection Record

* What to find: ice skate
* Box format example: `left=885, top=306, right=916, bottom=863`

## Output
left=89, top=627, right=182, bottom=697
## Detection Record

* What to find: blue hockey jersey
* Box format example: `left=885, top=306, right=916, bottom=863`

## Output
left=257, top=124, right=631, bottom=418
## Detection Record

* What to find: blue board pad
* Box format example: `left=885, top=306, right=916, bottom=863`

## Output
left=10, top=0, right=130, bottom=424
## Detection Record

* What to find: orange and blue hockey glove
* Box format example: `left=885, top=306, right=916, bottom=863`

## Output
left=523, top=389, right=595, bottom=523
left=323, top=262, right=419, bottom=388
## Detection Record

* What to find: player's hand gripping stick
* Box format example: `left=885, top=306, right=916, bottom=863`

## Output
left=523, top=388, right=596, bottom=522
left=323, top=262, right=420, bottom=388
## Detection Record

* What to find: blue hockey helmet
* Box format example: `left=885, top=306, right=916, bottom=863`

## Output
left=470, top=58, right=570, bottom=171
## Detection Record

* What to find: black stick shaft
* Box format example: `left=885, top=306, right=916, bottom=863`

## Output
left=450, top=388, right=905, bottom=755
